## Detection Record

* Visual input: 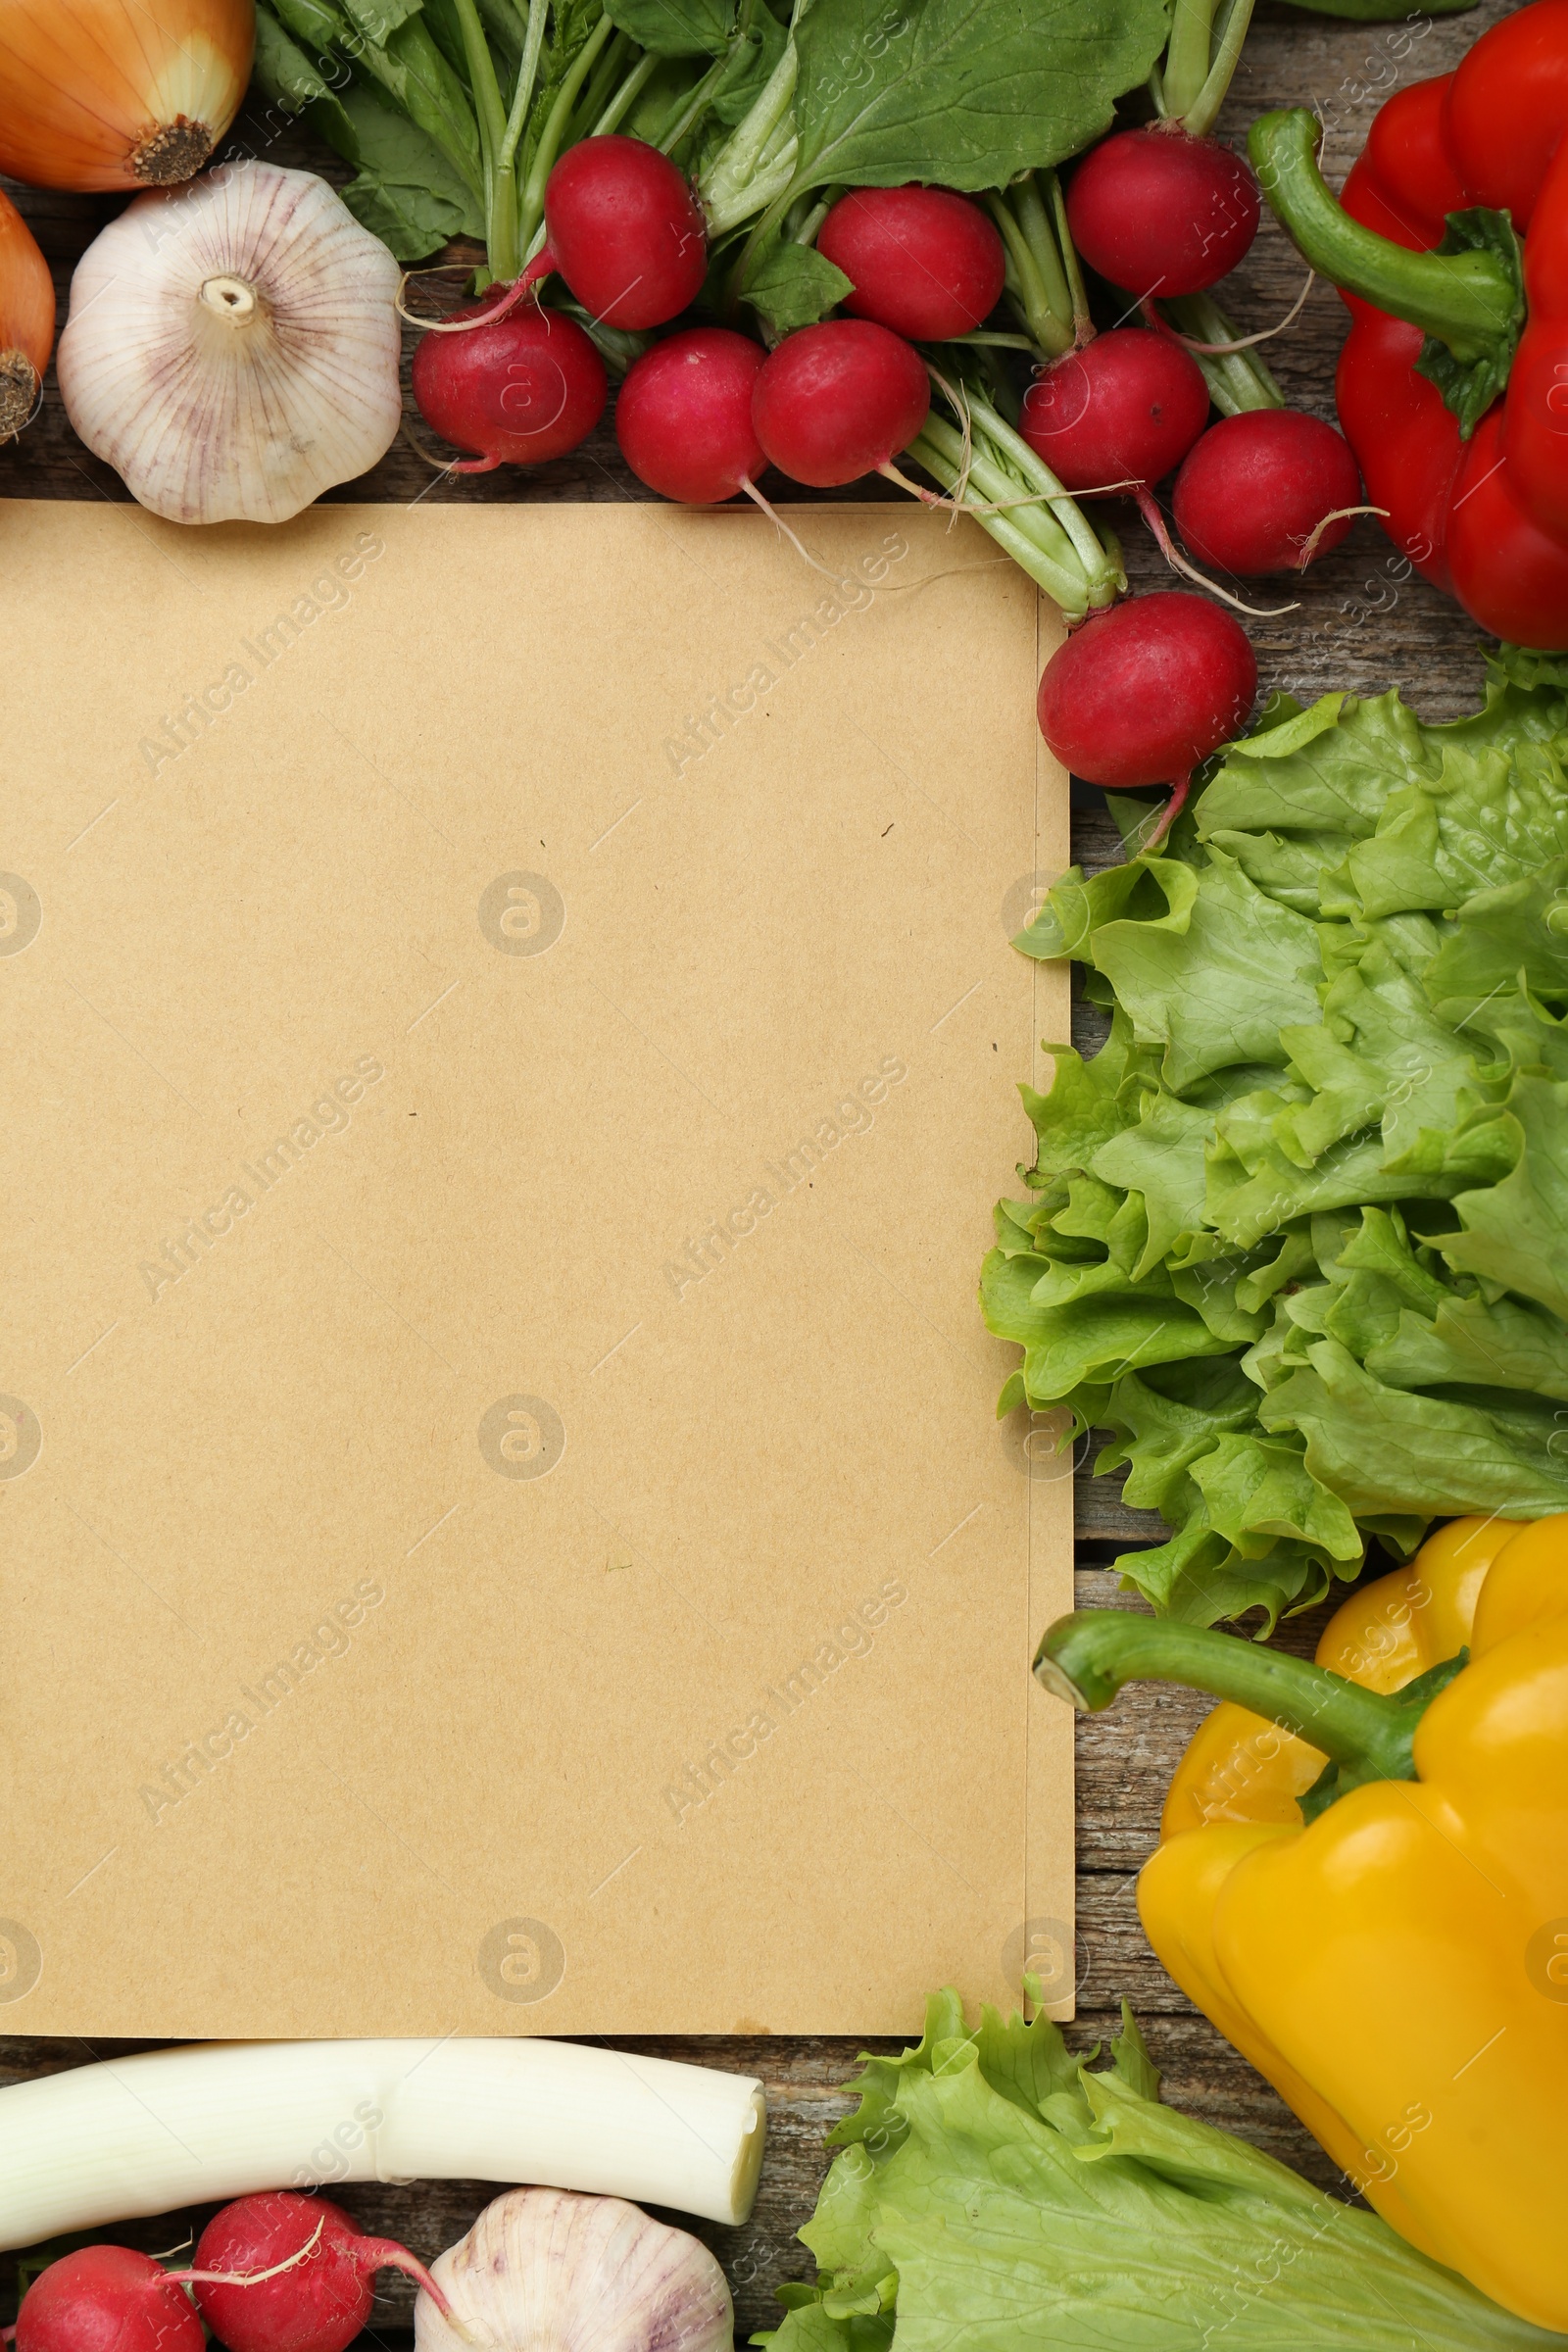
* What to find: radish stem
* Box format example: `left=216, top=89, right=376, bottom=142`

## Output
left=517, top=12, right=614, bottom=254
left=450, top=0, right=511, bottom=261
left=1149, top=290, right=1285, bottom=414
left=1160, top=0, right=1255, bottom=131
left=948, top=377, right=1122, bottom=591
left=490, top=0, right=549, bottom=281
left=1183, top=0, right=1256, bottom=135
left=1046, top=170, right=1092, bottom=344
left=987, top=181, right=1073, bottom=357
left=567, top=28, right=633, bottom=147
left=591, top=49, right=660, bottom=136
left=907, top=416, right=1115, bottom=613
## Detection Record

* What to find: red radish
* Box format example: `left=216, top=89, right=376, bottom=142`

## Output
left=1037, top=592, right=1256, bottom=849
left=815, top=184, right=1006, bottom=340
left=188, top=2192, right=457, bottom=2352
left=1172, top=410, right=1364, bottom=575
left=752, top=319, right=929, bottom=489
left=615, top=326, right=766, bottom=503
left=16, top=2246, right=204, bottom=2352
left=1019, top=328, right=1210, bottom=494
left=413, top=290, right=607, bottom=472
left=1067, top=127, right=1259, bottom=297
left=517, top=135, right=707, bottom=329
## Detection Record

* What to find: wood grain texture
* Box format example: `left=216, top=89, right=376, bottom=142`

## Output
left=0, top=1, right=1518, bottom=2336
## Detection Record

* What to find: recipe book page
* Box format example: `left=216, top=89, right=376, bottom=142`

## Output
left=0, top=498, right=1073, bottom=2035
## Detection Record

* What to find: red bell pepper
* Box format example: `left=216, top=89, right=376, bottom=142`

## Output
left=1250, top=0, right=1568, bottom=647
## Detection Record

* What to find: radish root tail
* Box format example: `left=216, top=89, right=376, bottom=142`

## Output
left=878, top=458, right=1135, bottom=517
left=1135, top=489, right=1298, bottom=618
left=171, top=2220, right=327, bottom=2292
left=1156, top=270, right=1315, bottom=353
left=398, top=415, right=499, bottom=476
left=355, top=2241, right=469, bottom=2335
left=395, top=269, right=537, bottom=336
left=736, top=477, right=1012, bottom=597
left=399, top=417, right=460, bottom=473
left=1293, top=504, right=1389, bottom=567
left=738, top=478, right=850, bottom=581
left=1132, top=772, right=1190, bottom=857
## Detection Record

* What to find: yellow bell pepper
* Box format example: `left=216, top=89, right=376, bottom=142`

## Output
left=1035, top=1515, right=1568, bottom=2333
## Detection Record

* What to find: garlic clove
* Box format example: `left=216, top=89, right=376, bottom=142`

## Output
left=57, top=163, right=404, bottom=526
left=415, top=2188, right=735, bottom=2352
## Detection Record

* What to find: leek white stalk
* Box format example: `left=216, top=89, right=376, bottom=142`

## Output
left=0, top=2038, right=766, bottom=2248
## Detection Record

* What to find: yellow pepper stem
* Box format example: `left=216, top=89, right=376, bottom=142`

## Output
left=1035, top=1610, right=1441, bottom=1792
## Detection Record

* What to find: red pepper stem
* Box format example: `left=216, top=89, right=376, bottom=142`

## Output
left=1248, top=108, right=1520, bottom=364
left=1034, top=1609, right=1424, bottom=1785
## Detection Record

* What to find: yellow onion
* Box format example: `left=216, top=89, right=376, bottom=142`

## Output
left=0, top=0, right=254, bottom=191
left=0, top=184, right=53, bottom=439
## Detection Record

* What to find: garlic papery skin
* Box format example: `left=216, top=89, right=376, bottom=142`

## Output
left=57, top=163, right=403, bottom=525
left=415, top=2189, right=734, bottom=2352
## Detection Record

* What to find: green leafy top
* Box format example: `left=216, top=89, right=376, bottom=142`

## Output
left=790, top=0, right=1170, bottom=192
left=760, top=1988, right=1557, bottom=2352
left=254, top=0, right=1168, bottom=277
left=605, top=0, right=734, bottom=53
left=986, top=651, right=1568, bottom=1629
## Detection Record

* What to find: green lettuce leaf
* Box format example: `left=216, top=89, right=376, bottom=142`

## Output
left=1442, top=1071, right=1568, bottom=1320
left=760, top=1991, right=1557, bottom=2352
left=1087, top=854, right=1321, bottom=1092
left=986, top=653, right=1568, bottom=1623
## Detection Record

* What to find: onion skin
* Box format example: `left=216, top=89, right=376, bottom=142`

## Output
left=0, top=0, right=253, bottom=191
left=0, top=184, right=53, bottom=439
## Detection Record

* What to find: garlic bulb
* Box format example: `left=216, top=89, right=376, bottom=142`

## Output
left=415, top=2188, right=734, bottom=2352
left=57, top=163, right=403, bottom=525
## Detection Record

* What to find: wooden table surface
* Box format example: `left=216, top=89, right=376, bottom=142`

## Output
left=0, top=1, right=1518, bottom=2335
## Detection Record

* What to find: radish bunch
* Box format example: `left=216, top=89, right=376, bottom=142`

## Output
left=399, top=104, right=1365, bottom=833
left=413, top=134, right=705, bottom=473
left=13, top=2195, right=458, bottom=2352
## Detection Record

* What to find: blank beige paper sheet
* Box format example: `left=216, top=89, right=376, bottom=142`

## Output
left=0, top=498, right=1071, bottom=2035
